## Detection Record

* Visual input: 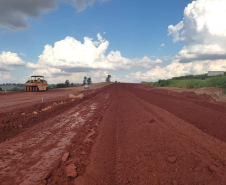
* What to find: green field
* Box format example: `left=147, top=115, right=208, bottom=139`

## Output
left=0, top=86, right=24, bottom=91
left=141, top=73, right=226, bottom=90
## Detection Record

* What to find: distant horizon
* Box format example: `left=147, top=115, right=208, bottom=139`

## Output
left=3, top=70, right=226, bottom=84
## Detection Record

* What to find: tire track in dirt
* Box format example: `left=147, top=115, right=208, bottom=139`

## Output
left=74, top=84, right=118, bottom=185
left=126, top=84, right=226, bottom=143
left=0, top=89, right=111, bottom=185
left=0, top=86, right=111, bottom=143
left=76, top=84, right=226, bottom=184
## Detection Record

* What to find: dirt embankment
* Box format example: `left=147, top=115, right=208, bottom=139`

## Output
left=0, top=82, right=112, bottom=113
left=139, top=84, right=226, bottom=102
left=0, top=85, right=110, bottom=143
left=128, top=84, right=226, bottom=143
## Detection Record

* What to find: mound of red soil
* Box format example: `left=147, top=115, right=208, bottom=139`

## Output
left=0, top=87, right=109, bottom=142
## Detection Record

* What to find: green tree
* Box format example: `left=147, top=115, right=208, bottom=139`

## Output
left=65, top=80, right=70, bottom=87
left=0, top=87, right=2, bottom=91
left=56, top=83, right=66, bottom=88
left=83, top=76, right=87, bottom=85
left=87, top=77, right=92, bottom=84
left=105, top=75, right=111, bottom=82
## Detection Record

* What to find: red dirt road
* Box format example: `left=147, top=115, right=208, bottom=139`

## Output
left=73, top=84, right=226, bottom=184
left=1, top=83, right=226, bottom=184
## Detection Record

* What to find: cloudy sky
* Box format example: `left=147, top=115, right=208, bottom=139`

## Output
left=1, top=0, right=226, bottom=83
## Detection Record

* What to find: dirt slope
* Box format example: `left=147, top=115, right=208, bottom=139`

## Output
left=128, top=84, right=226, bottom=143
left=0, top=82, right=111, bottom=113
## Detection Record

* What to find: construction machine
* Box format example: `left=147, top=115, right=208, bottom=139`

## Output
left=24, top=75, right=48, bottom=92
left=84, top=84, right=89, bottom=89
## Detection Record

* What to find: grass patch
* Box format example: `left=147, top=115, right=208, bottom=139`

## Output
left=8, top=87, right=24, bottom=92
left=140, top=81, right=154, bottom=85
left=141, top=74, right=226, bottom=89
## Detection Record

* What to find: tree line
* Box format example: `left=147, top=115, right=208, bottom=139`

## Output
left=54, top=74, right=111, bottom=88
left=83, top=77, right=92, bottom=85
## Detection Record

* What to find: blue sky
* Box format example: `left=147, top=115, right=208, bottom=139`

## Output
left=0, top=0, right=226, bottom=83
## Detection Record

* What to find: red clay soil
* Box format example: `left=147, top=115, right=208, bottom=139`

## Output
left=0, top=86, right=110, bottom=143
left=1, top=84, right=226, bottom=184
left=127, top=84, right=226, bottom=143
left=0, top=84, right=109, bottom=114
left=49, top=84, right=226, bottom=184
left=0, top=89, right=74, bottom=113
left=0, top=87, right=112, bottom=185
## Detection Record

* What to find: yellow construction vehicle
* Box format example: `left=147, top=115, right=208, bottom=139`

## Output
left=24, top=75, right=49, bottom=92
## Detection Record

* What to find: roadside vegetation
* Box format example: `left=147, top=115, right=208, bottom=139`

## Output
left=8, top=87, right=24, bottom=91
left=83, top=76, right=92, bottom=85
left=141, top=72, right=226, bottom=89
left=0, top=86, right=23, bottom=92
left=140, top=81, right=154, bottom=85
left=105, top=75, right=111, bottom=82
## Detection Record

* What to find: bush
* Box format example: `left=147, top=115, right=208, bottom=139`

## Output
left=207, top=76, right=226, bottom=88
left=153, top=80, right=171, bottom=87
left=141, top=81, right=154, bottom=85
left=172, top=73, right=208, bottom=80
left=0, top=87, right=2, bottom=91
left=8, top=87, right=22, bottom=92
left=142, top=73, right=226, bottom=90
left=151, top=76, right=226, bottom=89
left=56, top=83, right=66, bottom=88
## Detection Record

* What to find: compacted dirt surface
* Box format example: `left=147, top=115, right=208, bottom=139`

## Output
left=1, top=83, right=226, bottom=185
left=0, top=82, right=111, bottom=113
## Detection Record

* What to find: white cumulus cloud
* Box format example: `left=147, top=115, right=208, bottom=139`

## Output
left=27, top=34, right=162, bottom=73
left=168, top=0, right=226, bottom=63
left=0, top=51, right=26, bottom=71
left=168, top=21, right=184, bottom=43
left=128, top=59, right=226, bottom=82
left=132, top=56, right=162, bottom=68
left=29, top=67, right=110, bottom=84
left=27, top=33, right=163, bottom=83
left=0, top=72, right=16, bottom=83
